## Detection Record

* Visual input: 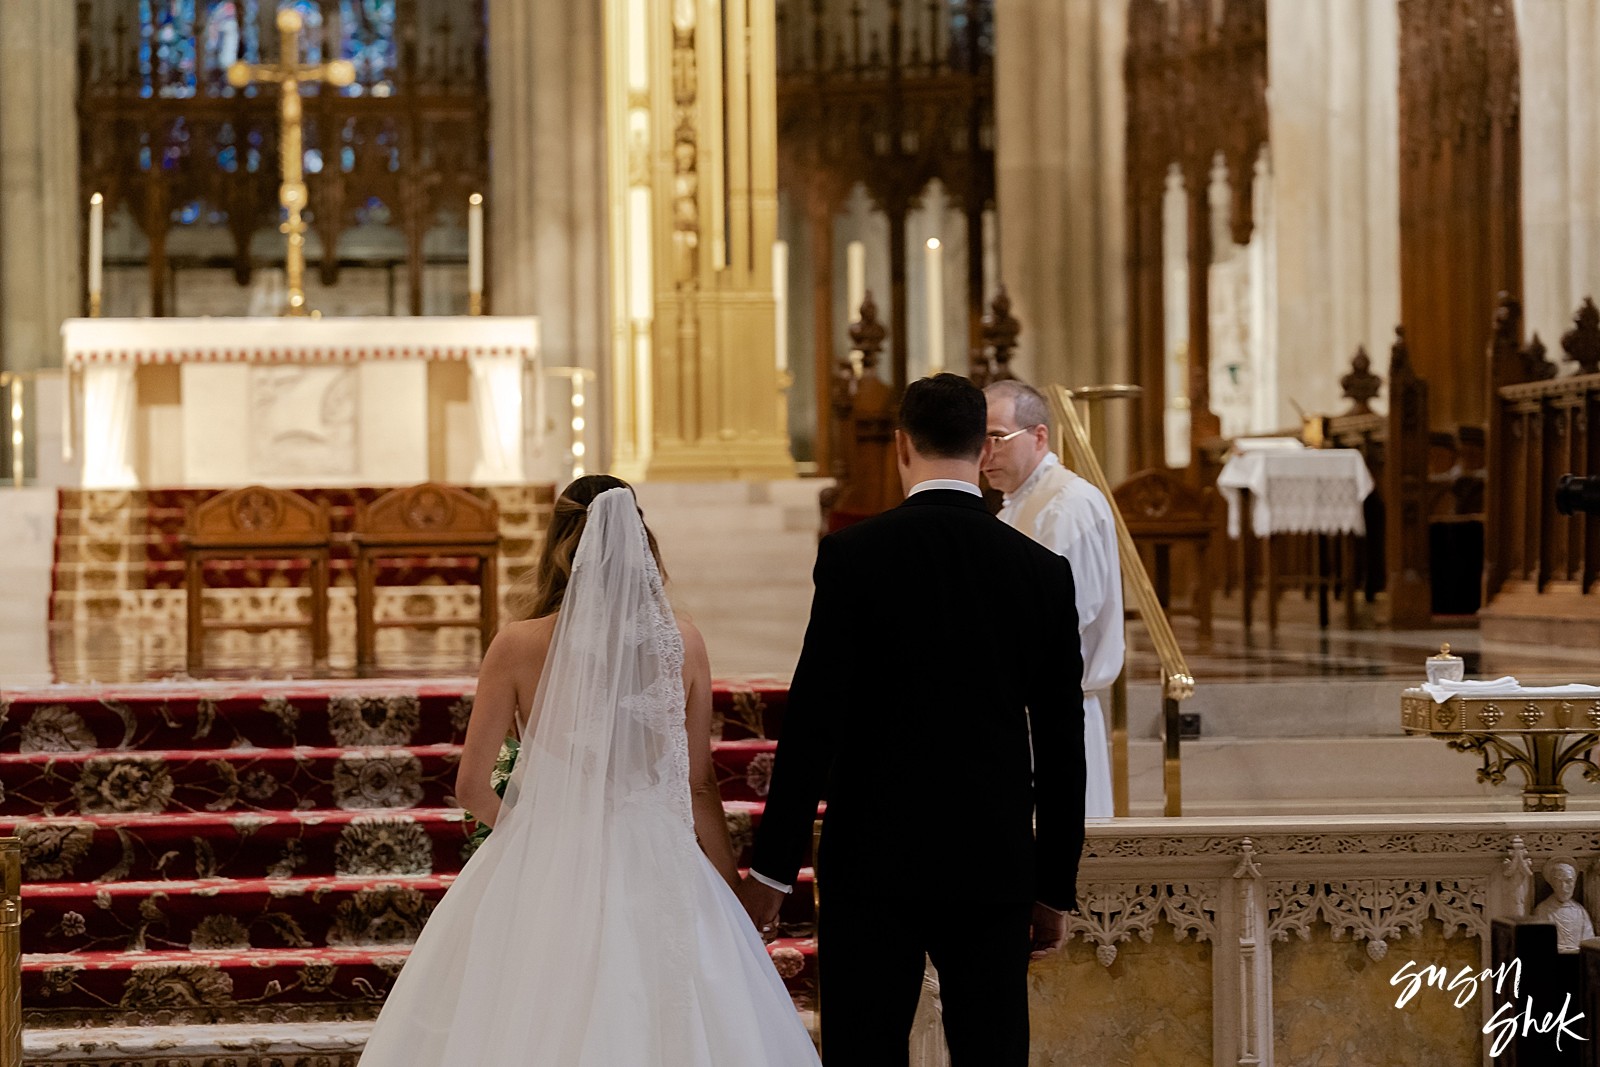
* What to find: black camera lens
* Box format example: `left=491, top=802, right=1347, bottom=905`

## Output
left=1555, top=474, right=1600, bottom=517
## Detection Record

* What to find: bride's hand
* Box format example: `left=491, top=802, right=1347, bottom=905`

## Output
left=736, top=876, right=785, bottom=940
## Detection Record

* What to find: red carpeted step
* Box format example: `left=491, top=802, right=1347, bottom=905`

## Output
left=21, top=875, right=457, bottom=956
left=2, top=682, right=783, bottom=753
left=1, top=803, right=809, bottom=884
left=0, top=745, right=465, bottom=816
left=712, top=738, right=779, bottom=801
left=22, top=869, right=816, bottom=957
left=0, top=682, right=477, bottom=753
left=21, top=939, right=817, bottom=1023
left=0, top=809, right=477, bottom=882
left=710, top=684, right=789, bottom=741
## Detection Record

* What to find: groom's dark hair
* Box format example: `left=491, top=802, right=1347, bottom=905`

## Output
left=898, top=373, right=987, bottom=460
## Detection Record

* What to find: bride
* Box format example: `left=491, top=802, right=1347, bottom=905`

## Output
left=359, top=476, right=821, bottom=1066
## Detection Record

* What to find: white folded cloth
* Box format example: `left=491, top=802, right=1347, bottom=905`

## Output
left=1232, top=437, right=1306, bottom=453
left=1421, top=676, right=1600, bottom=705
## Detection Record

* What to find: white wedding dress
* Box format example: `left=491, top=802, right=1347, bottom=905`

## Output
left=359, top=489, right=820, bottom=1066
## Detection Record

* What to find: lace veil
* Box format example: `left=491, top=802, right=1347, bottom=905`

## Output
left=434, top=485, right=693, bottom=1061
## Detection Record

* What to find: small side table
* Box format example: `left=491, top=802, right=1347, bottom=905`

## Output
left=1217, top=449, right=1374, bottom=635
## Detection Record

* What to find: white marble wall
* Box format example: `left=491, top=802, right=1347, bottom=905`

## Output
left=490, top=0, right=609, bottom=479
left=1515, top=0, right=1600, bottom=359
left=1267, top=0, right=1400, bottom=427
left=0, top=0, right=79, bottom=373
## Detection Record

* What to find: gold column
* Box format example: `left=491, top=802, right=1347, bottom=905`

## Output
left=1, top=837, right=20, bottom=1067
left=605, top=0, right=794, bottom=480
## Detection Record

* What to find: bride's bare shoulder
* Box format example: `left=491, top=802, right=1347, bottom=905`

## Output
left=490, top=615, right=558, bottom=658
left=676, top=617, right=708, bottom=667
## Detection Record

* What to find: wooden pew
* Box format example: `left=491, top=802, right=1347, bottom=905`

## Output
left=1481, top=294, right=1600, bottom=646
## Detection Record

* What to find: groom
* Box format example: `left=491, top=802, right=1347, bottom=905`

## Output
left=739, top=373, right=1086, bottom=1066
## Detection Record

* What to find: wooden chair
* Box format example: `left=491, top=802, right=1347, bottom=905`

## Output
left=185, top=486, right=331, bottom=672
left=352, top=483, right=500, bottom=673
left=1113, top=469, right=1223, bottom=640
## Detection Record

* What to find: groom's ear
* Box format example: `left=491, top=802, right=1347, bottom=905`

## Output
left=894, top=429, right=911, bottom=469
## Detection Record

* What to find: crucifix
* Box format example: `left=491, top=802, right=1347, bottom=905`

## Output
left=227, top=9, right=354, bottom=316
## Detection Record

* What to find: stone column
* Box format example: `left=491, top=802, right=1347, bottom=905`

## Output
left=1515, top=0, right=1600, bottom=352
left=489, top=0, right=609, bottom=478
left=1267, top=0, right=1400, bottom=426
left=0, top=0, right=79, bottom=374
left=995, top=0, right=1131, bottom=476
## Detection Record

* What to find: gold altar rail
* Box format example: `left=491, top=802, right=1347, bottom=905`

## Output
left=1048, top=385, right=1195, bottom=817
left=1, top=837, right=20, bottom=1067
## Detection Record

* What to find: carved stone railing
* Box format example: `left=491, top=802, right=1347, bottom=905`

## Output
left=912, top=814, right=1600, bottom=1066
left=1482, top=295, right=1600, bottom=644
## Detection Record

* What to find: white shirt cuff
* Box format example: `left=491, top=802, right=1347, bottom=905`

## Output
left=749, top=870, right=793, bottom=894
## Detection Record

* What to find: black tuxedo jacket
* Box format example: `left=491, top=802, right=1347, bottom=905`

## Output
left=751, top=488, right=1086, bottom=911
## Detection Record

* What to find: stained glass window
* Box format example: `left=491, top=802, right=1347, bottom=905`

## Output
left=140, top=0, right=198, bottom=98
left=199, top=1, right=261, bottom=93
left=143, top=1, right=400, bottom=100
left=340, top=0, right=398, bottom=95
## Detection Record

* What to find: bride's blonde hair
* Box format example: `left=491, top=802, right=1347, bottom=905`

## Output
left=511, top=475, right=666, bottom=620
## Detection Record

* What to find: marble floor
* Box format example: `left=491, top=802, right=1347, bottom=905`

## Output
left=9, top=592, right=1596, bottom=691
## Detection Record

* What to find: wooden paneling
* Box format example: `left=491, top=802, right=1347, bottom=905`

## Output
left=1397, top=0, right=1521, bottom=430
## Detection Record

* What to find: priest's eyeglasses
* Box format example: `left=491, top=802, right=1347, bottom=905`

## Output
left=987, top=425, right=1040, bottom=445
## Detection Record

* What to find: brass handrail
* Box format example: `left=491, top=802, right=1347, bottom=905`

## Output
left=1047, top=385, right=1195, bottom=817
left=1, top=837, right=20, bottom=1067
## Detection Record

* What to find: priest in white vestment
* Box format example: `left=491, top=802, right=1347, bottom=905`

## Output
left=983, top=380, right=1122, bottom=818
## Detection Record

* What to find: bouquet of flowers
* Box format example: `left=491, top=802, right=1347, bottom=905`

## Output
left=463, top=737, right=520, bottom=853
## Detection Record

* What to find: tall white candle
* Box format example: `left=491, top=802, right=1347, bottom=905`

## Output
left=88, top=193, right=104, bottom=308
left=925, top=237, right=944, bottom=373
left=772, top=240, right=789, bottom=372
left=468, top=193, right=484, bottom=297
left=846, top=240, right=866, bottom=321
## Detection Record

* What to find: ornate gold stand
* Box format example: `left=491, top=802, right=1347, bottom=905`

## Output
left=1, top=837, right=20, bottom=1067
left=1402, top=690, right=1600, bottom=811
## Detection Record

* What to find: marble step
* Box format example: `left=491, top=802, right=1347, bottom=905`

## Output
left=1123, top=734, right=1600, bottom=816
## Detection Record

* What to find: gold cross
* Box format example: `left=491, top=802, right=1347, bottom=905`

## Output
left=227, top=10, right=355, bottom=316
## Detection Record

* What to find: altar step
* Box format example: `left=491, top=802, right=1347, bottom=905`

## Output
left=20, top=939, right=819, bottom=1026
left=634, top=479, right=827, bottom=677
left=1123, top=735, right=1600, bottom=816
left=47, top=485, right=554, bottom=634
left=21, top=869, right=818, bottom=957
left=22, top=1015, right=821, bottom=1065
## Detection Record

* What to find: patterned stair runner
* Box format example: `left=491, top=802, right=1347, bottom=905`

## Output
left=48, top=486, right=554, bottom=675
left=1, top=678, right=811, bottom=1033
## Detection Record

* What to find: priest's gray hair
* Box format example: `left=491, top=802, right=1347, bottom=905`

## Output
left=985, top=379, right=1052, bottom=434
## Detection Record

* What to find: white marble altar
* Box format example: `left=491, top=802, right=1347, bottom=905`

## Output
left=61, top=316, right=539, bottom=488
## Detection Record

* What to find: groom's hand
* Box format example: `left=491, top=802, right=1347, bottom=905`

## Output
left=1029, top=901, right=1067, bottom=959
left=737, top=877, right=785, bottom=940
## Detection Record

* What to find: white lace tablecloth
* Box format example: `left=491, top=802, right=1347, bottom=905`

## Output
left=1216, top=448, right=1375, bottom=539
